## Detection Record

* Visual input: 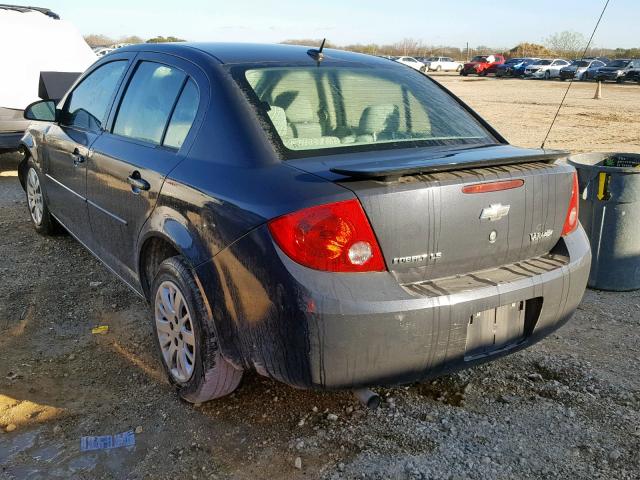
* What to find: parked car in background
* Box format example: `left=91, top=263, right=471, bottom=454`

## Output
left=394, top=56, right=425, bottom=71
left=509, top=58, right=540, bottom=78
left=0, top=4, right=95, bottom=150
left=559, top=59, right=607, bottom=81
left=625, top=69, right=640, bottom=83
left=524, top=59, right=570, bottom=79
left=595, top=59, right=640, bottom=83
left=495, top=58, right=539, bottom=78
left=19, top=42, right=590, bottom=403
left=583, top=61, right=608, bottom=81
left=423, top=56, right=463, bottom=72
left=460, top=54, right=505, bottom=76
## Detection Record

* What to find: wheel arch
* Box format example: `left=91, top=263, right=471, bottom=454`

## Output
left=136, top=203, right=217, bottom=298
left=17, top=134, right=37, bottom=190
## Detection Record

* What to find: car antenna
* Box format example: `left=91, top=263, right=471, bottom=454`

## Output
left=541, top=0, right=611, bottom=149
left=307, top=38, right=326, bottom=63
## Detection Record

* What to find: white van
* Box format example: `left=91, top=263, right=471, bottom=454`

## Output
left=0, top=5, right=96, bottom=149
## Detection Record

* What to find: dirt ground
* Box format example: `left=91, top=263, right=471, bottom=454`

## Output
left=1, top=76, right=639, bottom=480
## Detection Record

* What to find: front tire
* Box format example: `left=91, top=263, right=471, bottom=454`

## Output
left=151, top=256, right=243, bottom=403
left=25, top=163, right=57, bottom=235
left=544, top=71, right=551, bottom=80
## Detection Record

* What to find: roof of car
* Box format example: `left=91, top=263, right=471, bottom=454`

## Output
left=0, top=4, right=59, bottom=18
left=121, top=42, right=391, bottom=66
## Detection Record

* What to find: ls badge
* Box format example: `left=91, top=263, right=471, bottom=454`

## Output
left=480, top=203, right=510, bottom=222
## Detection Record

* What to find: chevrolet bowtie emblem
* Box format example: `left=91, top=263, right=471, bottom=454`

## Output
left=480, top=203, right=510, bottom=222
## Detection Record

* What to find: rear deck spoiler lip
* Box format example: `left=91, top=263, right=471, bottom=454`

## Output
left=329, top=149, right=568, bottom=179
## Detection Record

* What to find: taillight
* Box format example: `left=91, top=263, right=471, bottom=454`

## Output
left=562, top=172, right=579, bottom=236
left=268, top=199, right=386, bottom=272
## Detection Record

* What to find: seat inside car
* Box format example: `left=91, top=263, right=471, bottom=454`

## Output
left=273, top=91, right=328, bottom=141
left=356, top=104, right=400, bottom=142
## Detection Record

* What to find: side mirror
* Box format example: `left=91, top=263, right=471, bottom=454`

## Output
left=24, top=100, right=58, bottom=122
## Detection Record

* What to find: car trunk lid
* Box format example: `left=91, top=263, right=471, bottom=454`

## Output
left=288, top=146, right=573, bottom=283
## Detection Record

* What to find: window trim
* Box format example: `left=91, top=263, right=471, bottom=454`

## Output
left=59, top=59, right=130, bottom=134
left=162, top=77, right=200, bottom=150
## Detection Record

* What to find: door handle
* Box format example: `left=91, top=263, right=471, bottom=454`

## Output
left=127, top=172, right=150, bottom=193
left=72, top=148, right=86, bottom=167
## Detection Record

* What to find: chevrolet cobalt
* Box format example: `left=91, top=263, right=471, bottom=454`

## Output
left=19, top=43, right=591, bottom=402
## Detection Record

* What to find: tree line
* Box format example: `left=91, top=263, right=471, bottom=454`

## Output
left=84, top=32, right=639, bottom=60
left=84, top=34, right=185, bottom=47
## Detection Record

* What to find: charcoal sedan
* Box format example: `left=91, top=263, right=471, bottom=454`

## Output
left=19, top=43, right=591, bottom=403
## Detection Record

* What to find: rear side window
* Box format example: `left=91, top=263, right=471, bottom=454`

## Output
left=113, top=62, right=186, bottom=145
left=164, top=79, right=199, bottom=149
left=63, top=61, right=127, bottom=132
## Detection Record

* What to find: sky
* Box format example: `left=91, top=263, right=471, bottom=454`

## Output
left=48, top=0, right=637, bottom=49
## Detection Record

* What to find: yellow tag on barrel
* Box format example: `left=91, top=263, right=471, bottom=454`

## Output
left=597, top=172, right=607, bottom=201
left=91, top=325, right=109, bottom=335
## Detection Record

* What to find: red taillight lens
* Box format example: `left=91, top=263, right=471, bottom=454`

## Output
left=562, top=172, right=580, bottom=236
left=268, top=199, right=386, bottom=272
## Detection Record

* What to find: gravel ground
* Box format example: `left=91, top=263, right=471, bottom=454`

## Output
left=1, top=76, right=640, bottom=479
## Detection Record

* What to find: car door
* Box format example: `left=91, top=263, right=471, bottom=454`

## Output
left=85, top=53, right=207, bottom=286
left=43, top=58, right=130, bottom=242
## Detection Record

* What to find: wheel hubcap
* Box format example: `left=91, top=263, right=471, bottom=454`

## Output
left=26, top=168, right=43, bottom=226
left=154, top=281, right=196, bottom=383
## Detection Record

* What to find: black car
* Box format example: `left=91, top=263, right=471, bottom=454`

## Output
left=19, top=43, right=590, bottom=403
left=595, top=59, right=640, bottom=82
left=625, top=69, right=640, bottom=83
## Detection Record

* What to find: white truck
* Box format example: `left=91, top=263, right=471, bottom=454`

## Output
left=0, top=5, right=96, bottom=150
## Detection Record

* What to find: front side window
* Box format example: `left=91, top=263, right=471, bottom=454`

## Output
left=113, top=62, right=186, bottom=145
left=239, top=65, right=495, bottom=156
left=62, top=61, right=127, bottom=132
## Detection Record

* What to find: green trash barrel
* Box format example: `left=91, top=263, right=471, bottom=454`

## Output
left=568, top=152, right=640, bottom=291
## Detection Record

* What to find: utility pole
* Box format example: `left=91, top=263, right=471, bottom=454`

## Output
left=466, top=42, right=469, bottom=62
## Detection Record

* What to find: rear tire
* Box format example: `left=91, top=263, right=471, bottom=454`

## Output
left=150, top=256, right=243, bottom=403
left=456, top=65, right=463, bottom=72
left=436, top=65, right=442, bottom=72
left=25, top=163, right=58, bottom=235
left=544, top=71, right=551, bottom=80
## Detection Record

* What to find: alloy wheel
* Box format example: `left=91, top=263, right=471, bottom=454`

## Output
left=154, top=280, right=196, bottom=383
left=26, top=168, right=43, bottom=226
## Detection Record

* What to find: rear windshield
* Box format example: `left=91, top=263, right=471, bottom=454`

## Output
left=607, top=60, right=630, bottom=68
left=236, top=65, right=496, bottom=157
left=534, top=60, right=552, bottom=66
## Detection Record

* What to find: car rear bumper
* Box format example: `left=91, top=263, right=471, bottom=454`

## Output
left=560, top=71, right=576, bottom=80
left=196, top=225, right=591, bottom=390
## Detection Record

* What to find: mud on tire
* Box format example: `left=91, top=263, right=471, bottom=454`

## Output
left=150, top=256, right=243, bottom=402
left=25, top=160, right=59, bottom=235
